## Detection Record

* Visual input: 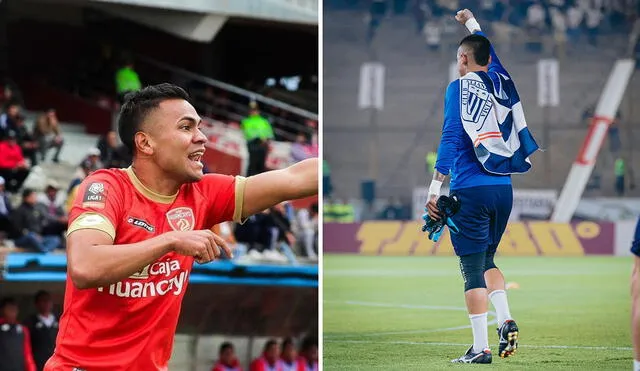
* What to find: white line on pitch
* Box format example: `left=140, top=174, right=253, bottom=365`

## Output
left=324, top=300, right=497, bottom=317
left=324, top=269, right=616, bottom=277
left=323, top=300, right=497, bottom=338
left=324, top=339, right=632, bottom=351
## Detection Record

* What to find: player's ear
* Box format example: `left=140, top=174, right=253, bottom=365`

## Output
left=134, top=131, right=154, bottom=156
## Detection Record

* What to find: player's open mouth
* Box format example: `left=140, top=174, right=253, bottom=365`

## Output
left=188, top=151, right=204, bottom=167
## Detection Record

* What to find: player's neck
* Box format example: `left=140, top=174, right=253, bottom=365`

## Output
left=130, top=161, right=181, bottom=196
left=467, top=64, right=488, bottom=74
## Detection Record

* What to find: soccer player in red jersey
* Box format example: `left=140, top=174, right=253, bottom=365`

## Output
left=212, top=342, right=242, bottom=371
left=250, top=340, right=282, bottom=371
left=44, top=84, right=318, bottom=371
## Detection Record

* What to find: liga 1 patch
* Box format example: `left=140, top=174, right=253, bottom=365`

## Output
left=82, top=182, right=107, bottom=209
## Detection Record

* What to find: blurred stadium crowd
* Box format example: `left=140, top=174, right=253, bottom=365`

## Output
left=328, top=0, right=639, bottom=49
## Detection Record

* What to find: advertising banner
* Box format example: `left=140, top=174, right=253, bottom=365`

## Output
left=324, top=221, right=616, bottom=256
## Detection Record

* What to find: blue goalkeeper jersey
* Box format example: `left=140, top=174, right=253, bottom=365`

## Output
left=435, top=30, right=513, bottom=191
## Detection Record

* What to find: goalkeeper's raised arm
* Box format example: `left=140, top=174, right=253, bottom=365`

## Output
left=455, top=8, right=510, bottom=78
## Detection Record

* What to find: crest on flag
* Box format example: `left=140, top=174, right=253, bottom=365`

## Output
left=461, top=79, right=493, bottom=131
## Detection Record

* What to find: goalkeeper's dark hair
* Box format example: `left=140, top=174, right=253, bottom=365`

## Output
left=117, top=83, right=191, bottom=154
left=459, top=34, right=491, bottom=66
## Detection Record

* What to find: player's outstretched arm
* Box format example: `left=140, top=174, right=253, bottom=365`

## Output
left=67, top=229, right=228, bottom=289
left=241, top=158, right=318, bottom=219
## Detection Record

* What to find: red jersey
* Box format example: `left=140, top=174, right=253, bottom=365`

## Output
left=250, top=357, right=283, bottom=371
left=295, top=357, right=318, bottom=371
left=45, top=167, right=245, bottom=371
left=212, top=359, right=242, bottom=371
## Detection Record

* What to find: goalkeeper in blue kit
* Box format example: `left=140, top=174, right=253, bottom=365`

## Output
left=424, top=9, right=539, bottom=364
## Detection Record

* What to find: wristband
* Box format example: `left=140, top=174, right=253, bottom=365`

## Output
left=465, top=18, right=482, bottom=33
left=428, top=180, right=443, bottom=197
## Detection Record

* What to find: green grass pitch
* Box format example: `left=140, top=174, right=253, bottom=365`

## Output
left=323, top=255, right=631, bottom=370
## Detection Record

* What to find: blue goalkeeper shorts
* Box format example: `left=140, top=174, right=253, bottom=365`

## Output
left=448, top=185, right=513, bottom=257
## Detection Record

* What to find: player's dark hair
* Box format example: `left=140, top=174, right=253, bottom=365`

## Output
left=219, top=342, right=233, bottom=354
left=117, top=83, right=191, bottom=154
left=34, top=290, right=50, bottom=303
left=459, top=34, right=491, bottom=66
left=281, top=337, right=295, bottom=349
left=22, top=188, right=34, bottom=199
left=264, top=339, right=278, bottom=351
left=0, top=297, right=17, bottom=309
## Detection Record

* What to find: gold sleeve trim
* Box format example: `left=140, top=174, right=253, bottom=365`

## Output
left=67, top=212, right=116, bottom=241
left=233, top=176, right=247, bottom=224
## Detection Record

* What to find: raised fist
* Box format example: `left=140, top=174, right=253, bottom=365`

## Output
left=455, top=9, right=475, bottom=24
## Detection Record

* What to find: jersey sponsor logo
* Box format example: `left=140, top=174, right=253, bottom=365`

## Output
left=97, top=259, right=188, bottom=298
left=76, top=213, right=107, bottom=227
left=82, top=182, right=107, bottom=209
left=166, top=207, right=195, bottom=231
left=129, top=259, right=181, bottom=280
left=461, top=79, right=493, bottom=131
left=127, top=216, right=155, bottom=233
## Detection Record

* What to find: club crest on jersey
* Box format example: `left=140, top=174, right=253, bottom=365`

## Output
left=166, top=207, right=195, bottom=231
left=82, top=182, right=107, bottom=209
left=461, top=79, right=492, bottom=131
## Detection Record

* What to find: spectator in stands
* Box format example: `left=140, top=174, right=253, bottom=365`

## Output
left=297, top=335, right=318, bottom=371
left=423, top=19, right=442, bottom=51
left=13, top=114, right=40, bottom=166
left=566, top=4, right=583, bottom=46
left=65, top=160, right=94, bottom=213
left=366, top=0, right=388, bottom=45
left=296, top=203, right=318, bottom=260
left=526, top=0, right=545, bottom=52
left=585, top=4, right=603, bottom=46
left=234, top=213, right=269, bottom=260
left=33, top=110, right=64, bottom=164
left=97, top=130, right=130, bottom=168
left=309, top=133, right=318, bottom=158
left=323, top=160, right=333, bottom=198
left=0, top=101, right=20, bottom=139
left=115, top=59, right=142, bottom=105
left=290, top=133, right=313, bottom=163
left=550, top=7, right=567, bottom=59
left=25, top=290, right=58, bottom=371
left=279, top=338, right=298, bottom=370
left=83, top=147, right=104, bottom=172
left=615, top=157, right=626, bottom=197
left=0, top=176, right=16, bottom=241
left=0, top=84, right=14, bottom=109
left=211, top=221, right=246, bottom=260
left=0, top=297, right=37, bottom=371
left=0, top=130, right=31, bottom=193
left=241, top=102, right=274, bottom=176
left=212, top=342, right=242, bottom=371
left=12, top=188, right=63, bottom=253
left=39, top=182, right=68, bottom=236
left=250, top=339, right=280, bottom=371
left=379, top=197, right=404, bottom=220
left=265, top=203, right=299, bottom=264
